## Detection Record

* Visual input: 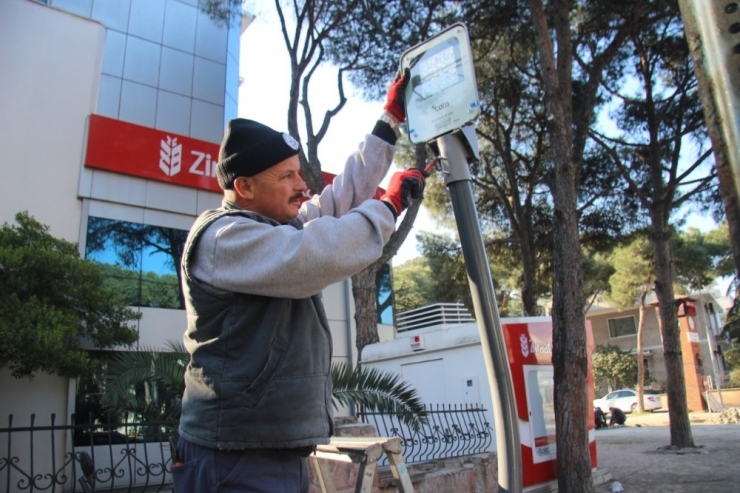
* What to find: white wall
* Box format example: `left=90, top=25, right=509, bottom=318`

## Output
left=0, top=369, right=71, bottom=493
left=0, top=369, right=70, bottom=427
left=0, top=0, right=106, bottom=409
left=323, top=280, right=357, bottom=367
left=0, top=8, right=104, bottom=482
left=0, top=0, right=105, bottom=240
left=363, top=324, right=495, bottom=407
left=362, top=323, right=499, bottom=450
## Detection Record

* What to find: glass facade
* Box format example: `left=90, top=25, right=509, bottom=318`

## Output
left=51, top=0, right=239, bottom=144
left=376, top=263, right=394, bottom=325
left=85, top=217, right=188, bottom=309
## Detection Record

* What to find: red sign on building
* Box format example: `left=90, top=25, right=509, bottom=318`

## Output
left=85, top=114, right=224, bottom=193
left=84, top=114, right=381, bottom=200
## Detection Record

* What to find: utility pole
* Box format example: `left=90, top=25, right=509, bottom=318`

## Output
left=401, top=23, right=522, bottom=492
left=678, top=1, right=740, bottom=193
left=678, top=0, right=740, bottom=287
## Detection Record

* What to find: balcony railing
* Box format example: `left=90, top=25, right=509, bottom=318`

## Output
left=0, top=413, right=177, bottom=493
left=359, top=403, right=494, bottom=466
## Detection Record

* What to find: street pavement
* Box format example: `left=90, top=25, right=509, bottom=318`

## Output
left=593, top=410, right=740, bottom=492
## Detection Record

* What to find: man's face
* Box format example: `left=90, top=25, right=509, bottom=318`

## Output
left=242, top=155, right=307, bottom=223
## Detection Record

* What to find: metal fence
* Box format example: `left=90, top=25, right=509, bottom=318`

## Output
left=359, top=403, right=494, bottom=466
left=0, top=414, right=178, bottom=493
left=2, top=406, right=492, bottom=490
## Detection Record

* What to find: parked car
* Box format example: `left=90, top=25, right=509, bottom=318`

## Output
left=593, top=389, right=662, bottom=413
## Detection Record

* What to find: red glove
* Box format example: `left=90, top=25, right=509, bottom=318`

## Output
left=381, top=169, right=427, bottom=215
left=383, top=68, right=410, bottom=123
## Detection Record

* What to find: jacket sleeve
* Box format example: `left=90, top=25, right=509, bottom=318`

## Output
left=296, top=133, right=395, bottom=223
left=189, top=200, right=396, bottom=299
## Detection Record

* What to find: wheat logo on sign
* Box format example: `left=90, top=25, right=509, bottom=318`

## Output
left=520, top=334, right=530, bottom=358
left=160, top=136, right=182, bottom=177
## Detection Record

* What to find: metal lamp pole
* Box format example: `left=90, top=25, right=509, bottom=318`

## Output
left=432, top=125, right=522, bottom=493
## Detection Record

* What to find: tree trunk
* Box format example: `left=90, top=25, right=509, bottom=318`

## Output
left=352, top=264, right=381, bottom=362
left=636, top=294, right=647, bottom=413
left=519, top=220, right=540, bottom=316
left=650, top=218, right=695, bottom=448
left=717, top=158, right=740, bottom=295
left=352, top=202, right=423, bottom=362
left=528, top=0, right=594, bottom=489
left=551, top=183, right=593, bottom=492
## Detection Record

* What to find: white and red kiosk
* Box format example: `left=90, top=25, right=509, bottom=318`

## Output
left=501, top=319, right=598, bottom=490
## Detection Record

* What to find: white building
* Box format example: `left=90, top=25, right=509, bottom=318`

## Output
left=1, top=0, right=389, bottom=465
left=0, top=0, right=243, bottom=424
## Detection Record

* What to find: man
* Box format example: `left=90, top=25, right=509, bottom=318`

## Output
left=609, top=406, right=627, bottom=427
left=173, top=70, right=425, bottom=492
left=594, top=407, right=607, bottom=429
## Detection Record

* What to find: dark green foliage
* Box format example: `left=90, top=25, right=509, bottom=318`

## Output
left=604, top=225, right=730, bottom=306
left=724, top=345, right=740, bottom=387
left=606, top=233, right=654, bottom=308
left=393, top=257, right=436, bottom=313
left=416, top=233, right=474, bottom=312
left=325, top=0, right=459, bottom=100
left=0, top=212, right=139, bottom=379
left=582, top=252, right=616, bottom=307
left=724, top=301, right=740, bottom=345
left=101, top=341, right=187, bottom=422
left=197, top=0, right=243, bottom=27
left=723, top=296, right=740, bottom=387
left=93, top=262, right=182, bottom=309
left=592, top=344, right=642, bottom=391
left=672, top=225, right=734, bottom=292
left=395, top=232, right=536, bottom=317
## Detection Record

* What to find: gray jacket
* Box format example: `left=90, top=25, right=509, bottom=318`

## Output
left=178, top=134, right=396, bottom=450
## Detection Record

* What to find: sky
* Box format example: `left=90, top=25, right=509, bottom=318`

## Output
left=235, top=6, right=720, bottom=272
left=236, top=7, right=435, bottom=265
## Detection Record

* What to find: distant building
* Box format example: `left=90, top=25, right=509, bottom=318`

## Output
left=586, top=292, right=727, bottom=411
left=370, top=292, right=727, bottom=417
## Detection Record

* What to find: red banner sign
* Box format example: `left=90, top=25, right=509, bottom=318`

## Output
left=84, top=115, right=383, bottom=199
left=85, top=114, right=223, bottom=192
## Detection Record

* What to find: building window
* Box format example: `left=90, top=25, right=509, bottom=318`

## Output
left=376, top=263, right=395, bottom=325
left=85, top=217, right=188, bottom=309
left=607, top=316, right=637, bottom=338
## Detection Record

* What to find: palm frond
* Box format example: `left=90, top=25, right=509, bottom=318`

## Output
left=100, top=341, right=188, bottom=419
left=331, top=362, right=428, bottom=431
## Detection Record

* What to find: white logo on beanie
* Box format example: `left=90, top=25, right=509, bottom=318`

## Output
left=282, top=133, right=299, bottom=150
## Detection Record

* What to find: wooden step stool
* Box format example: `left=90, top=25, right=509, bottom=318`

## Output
left=310, top=436, right=415, bottom=493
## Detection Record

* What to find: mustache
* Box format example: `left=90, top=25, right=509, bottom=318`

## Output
left=290, top=193, right=305, bottom=202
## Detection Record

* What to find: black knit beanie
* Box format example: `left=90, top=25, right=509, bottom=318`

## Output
left=216, top=118, right=301, bottom=189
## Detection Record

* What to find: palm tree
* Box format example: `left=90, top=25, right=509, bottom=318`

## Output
left=330, top=361, right=427, bottom=431
left=100, top=341, right=186, bottom=423
left=100, top=341, right=428, bottom=430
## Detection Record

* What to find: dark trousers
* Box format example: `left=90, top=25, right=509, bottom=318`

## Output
left=173, top=438, right=309, bottom=493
